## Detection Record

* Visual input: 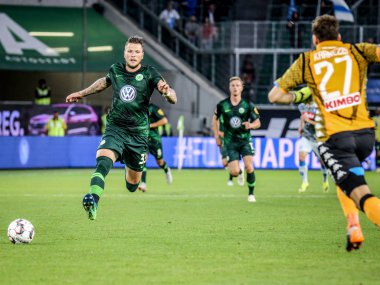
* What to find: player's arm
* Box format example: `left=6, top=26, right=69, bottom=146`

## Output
left=242, top=118, right=261, bottom=130
left=157, top=80, right=177, bottom=104
left=66, top=77, right=110, bottom=103
left=268, top=54, right=309, bottom=104
left=302, top=113, right=316, bottom=125
left=212, top=114, right=222, bottom=147
left=150, top=117, right=168, bottom=128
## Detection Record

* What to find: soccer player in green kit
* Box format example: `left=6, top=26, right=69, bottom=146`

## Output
left=212, top=76, right=261, bottom=202
left=138, top=103, right=173, bottom=192
left=66, top=36, right=177, bottom=220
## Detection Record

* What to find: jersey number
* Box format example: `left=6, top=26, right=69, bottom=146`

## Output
left=313, top=55, right=353, bottom=98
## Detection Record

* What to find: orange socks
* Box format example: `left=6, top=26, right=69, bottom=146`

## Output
left=337, top=187, right=358, bottom=217
left=363, top=196, right=380, bottom=227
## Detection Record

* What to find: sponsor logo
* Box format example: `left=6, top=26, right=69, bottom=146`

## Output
left=135, top=74, right=143, bottom=81
left=229, top=116, right=242, bottom=128
left=120, top=85, right=137, bottom=102
left=324, top=93, right=361, bottom=112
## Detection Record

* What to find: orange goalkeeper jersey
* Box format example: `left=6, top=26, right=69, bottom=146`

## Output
left=276, top=41, right=380, bottom=142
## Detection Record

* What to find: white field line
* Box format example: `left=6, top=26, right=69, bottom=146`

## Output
left=0, top=193, right=333, bottom=199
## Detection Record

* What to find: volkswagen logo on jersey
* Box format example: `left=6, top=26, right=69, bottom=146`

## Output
left=229, top=116, right=242, bottom=128
left=120, top=85, right=137, bottom=102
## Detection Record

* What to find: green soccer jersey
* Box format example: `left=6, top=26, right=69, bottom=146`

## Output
left=215, top=98, right=260, bottom=144
left=148, top=103, right=166, bottom=139
left=105, top=63, right=164, bottom=136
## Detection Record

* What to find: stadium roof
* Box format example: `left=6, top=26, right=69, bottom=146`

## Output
left=0, top=5, right=160, bottom=72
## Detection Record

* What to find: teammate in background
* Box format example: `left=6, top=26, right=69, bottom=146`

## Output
left=213, top=76, right=261, bottom=202
left=35, top=78, right=51, bottom=105
left=101, top=106, right=111, bottom=134
left=217, top=115, right=243, bottom=186
left=66, top=36, right=177, bottom=220
left=138, top=103, right=173, bottom=192
left=372, top=108, right=380, bottom=172
left=268, top=15, right=380, bottom=251
left=45, top=110, right=67, bottom=136
left=297, top=101, right=329, bottom=193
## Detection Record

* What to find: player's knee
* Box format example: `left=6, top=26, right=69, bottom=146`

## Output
left=246, top=165, right=253, bottom=173
left=125, top=181, right=139, bottom=192
left=230, top=169, right=240, bottom=177
left=338, top=168, right=366, bottom=196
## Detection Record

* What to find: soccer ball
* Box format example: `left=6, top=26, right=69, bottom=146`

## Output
left=7, top=219, right=35, bottom=244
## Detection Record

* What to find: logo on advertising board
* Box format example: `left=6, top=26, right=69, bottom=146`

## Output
left=0, top=13, right=75, bottom=68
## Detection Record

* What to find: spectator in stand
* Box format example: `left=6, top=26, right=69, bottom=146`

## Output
left=241, top=55, right=256, bottom=102
left=287, top=10, right=302, bottom=48
left=200, top=17, right=217, bottom=50
left=35, top=78, right=51, bottom=105
left=207, top=3, right=217, bottom=24
left=159, top=1, right=181, bottom=30
left=45, top=110, right=67, bottom=137
left=184, top=15, right=200, bottom=46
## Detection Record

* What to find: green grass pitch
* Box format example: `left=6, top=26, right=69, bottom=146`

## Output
left=0, top=169, right=379, bottom=285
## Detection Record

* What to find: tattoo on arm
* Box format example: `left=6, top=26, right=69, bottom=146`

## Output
left=79, top=77, right=110, bottom=97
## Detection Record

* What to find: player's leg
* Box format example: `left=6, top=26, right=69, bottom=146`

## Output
left=311, top=140, right=329, bottom=192
left=298, top=137, right=310, bottom=193
left=152, top=137, right=172, bottom=184
left=243, top=155, right=255, bottom=202
left=124, top=133, right=148, bottom=192
left=336, top=187, right=364, bottom=251
left=125, top=167, right=142, bottom=192
left=319, top=129, right=380, bottom=248
left=320, top=161, right=329, bottom=192
left=237, top=160, right=245, bottom=186
left=220, top=146, right=233, bottom=186
left=139, top=166, right=147, bottom=192
left=84, top=148, right=117, bottom=220
left=227, top=147, right=241, bottom=179
left=376, top=141, right=380, bottom=172
left=241, top=142, right=255, bottom=202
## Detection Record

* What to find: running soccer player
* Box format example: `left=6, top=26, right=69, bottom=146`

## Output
left=138, top=103, right=173, bottom=192
left=268, top=15, right=380, bottom=251
left=213, top=76, right=261, bottom=202
left=66, top=36, right=177, bottom=220
left=297, top=101, right=329, bottom=193
left=217, top=116, right=243, bottom=186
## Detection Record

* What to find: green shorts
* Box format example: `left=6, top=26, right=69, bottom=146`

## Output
left=227, top=141, right=255, bottom=162
left=148, top=135, right=163, bottom=160
left=219, top=144, right=229, bottom=160
left=98, top=126, right=148, bottom=172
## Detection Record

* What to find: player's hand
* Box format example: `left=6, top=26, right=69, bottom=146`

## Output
left=242, top=122, right=252, bottom=129
left=158, top=81, right=170, bottom=94
left=66, top=92, right=83, bottom=103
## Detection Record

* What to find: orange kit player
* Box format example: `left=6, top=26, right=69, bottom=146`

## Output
left=268, top=15, right=380, bottom=251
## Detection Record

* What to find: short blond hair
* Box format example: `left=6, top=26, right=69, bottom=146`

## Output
left=229, top=76, right=244, bottom=84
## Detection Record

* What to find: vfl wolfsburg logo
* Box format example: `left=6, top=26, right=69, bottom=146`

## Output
left=135, top=74, right=143, bottom=81
left=229, top=116, right=242, bottom=128
left=238, top=107, right=245, bottom=114
left=120, top=85, right=136, bottom=102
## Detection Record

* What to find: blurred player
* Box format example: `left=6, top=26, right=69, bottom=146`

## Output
left=268, top=15, right=380, bottom=251
left=372, top=108, right=380, bottom=172
left=297, top=101, right=329, bottom=193
left=138, top=103, right=173, bottom=192
left=66, top=36, right=177, bottom=220
left=213, top=76, right=261, bottom=202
